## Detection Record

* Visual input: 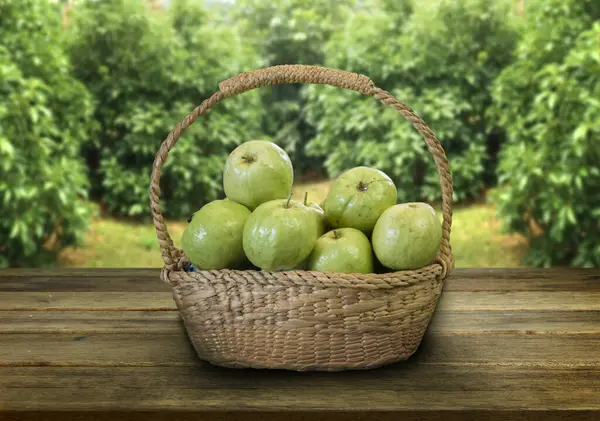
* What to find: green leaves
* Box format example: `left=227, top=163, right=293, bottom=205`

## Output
left=491, top=0, right=600, bottom=267
left=0, top=0, right=94, bottom=268
left=67, top=0, right=263, bottom=219
left=230, top=0, right=359, bottom=174
left=2, top=0, right=597, bottom=269
left=306, top=0, right=517, bottom=203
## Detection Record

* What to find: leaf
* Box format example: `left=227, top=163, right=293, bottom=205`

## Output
left=0, top=0, right=93, bottom=267
left=573, top=124, right=589, bottom=141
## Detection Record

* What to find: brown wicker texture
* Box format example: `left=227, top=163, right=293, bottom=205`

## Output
left=150, top=65, right=454, bottom=371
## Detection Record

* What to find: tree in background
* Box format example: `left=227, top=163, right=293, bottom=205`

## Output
left=0, top=0, right=95, bottom=267
left=304, top=0, right=518, bottom=203
left=490, top=0, right=600, bottom=267
left=231, top=0, right=359, bottom=177
left=67, top=0, right=263, bottom=219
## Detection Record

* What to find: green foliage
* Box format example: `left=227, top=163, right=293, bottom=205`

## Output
left=305, top=0, right=518, bottom=202
left=491, top=0, right=600, bottom=267
left=231, top=0, right=358, bottom=175
left=0, top=0, right=94, bottom=267
left=68, top=0, right=263, bottom=219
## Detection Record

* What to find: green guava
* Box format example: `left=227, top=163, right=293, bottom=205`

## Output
left=243, top=198, right=319, bottom=271
left=372, top=202, right=442, bottom=270
left=324, top=166, right=397, bottom=234
left=223, top=140, right=293, bottom=210
left=308, top=228, right=374, bottom=274
left=304, top=192, right=326, bottom=238
left=181, top=199, right=251, bottom=270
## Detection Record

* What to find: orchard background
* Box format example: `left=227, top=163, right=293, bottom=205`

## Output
left=1, top=0, right=599, bottom=268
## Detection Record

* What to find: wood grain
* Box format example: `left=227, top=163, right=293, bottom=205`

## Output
left=2, top=291, right=600, bottom=311
left=437, top=292, right=600, bottom=311
left=1, top=332, right=599, bottom=366
left=1, top=267, right=599, bottom=418
left=1, top=366, right=599, bottom=411
left=0, top=292, right=175, bottom=311
left=2, top=310, right=598, bottom=334
left=2, top=412, right=600, bottom=421
left=0, top=268, right=160, bottom=279
left=0, top=311, right=180, bottom=334
left=442, top=268, right=600, bottom=291
left=428, top=310, right=600, bottom=334
left=1, top=268, right=598, bottom=292
left=0, top=272, right=168, bottom=292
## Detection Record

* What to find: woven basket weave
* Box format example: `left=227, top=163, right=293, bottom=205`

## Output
left=150, top=65, right=454, bottom=371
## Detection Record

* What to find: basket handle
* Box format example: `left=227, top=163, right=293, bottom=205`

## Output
left=150, top=65, right=454, bottom=278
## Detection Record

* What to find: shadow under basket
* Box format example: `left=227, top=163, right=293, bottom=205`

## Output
left=150, top=65, right=455, bottom=371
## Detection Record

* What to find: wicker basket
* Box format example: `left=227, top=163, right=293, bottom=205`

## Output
left=150, top=65, right=454, bottom=371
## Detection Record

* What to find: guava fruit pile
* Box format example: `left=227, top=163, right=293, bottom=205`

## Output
left=181, top=140, right=442, bottom=274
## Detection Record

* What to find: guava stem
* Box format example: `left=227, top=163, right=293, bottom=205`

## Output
left=304, top=192, right=308, bottom=206
left=285, top=193, right=293, bottom=209
left=187, top=213, right=194, bottom=223
left=241, top=155, right=255, bottom=163
left=357, top=181, right=368, bottom=192
left=333, top=230, right=341, bottom=239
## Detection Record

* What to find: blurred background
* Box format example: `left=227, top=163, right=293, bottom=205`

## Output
left=1, top=0, right=598, bottom=269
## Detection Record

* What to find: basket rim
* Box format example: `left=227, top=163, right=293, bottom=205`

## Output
left=161, top=257, right=447, bottom=289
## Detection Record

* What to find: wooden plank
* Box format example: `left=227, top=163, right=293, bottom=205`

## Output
left=1, top=268, right=598, bottom=293
left=0, top=269, right=599, bottom=418
left=2, top=310, right=598, bottom=335
left=0, top=292, right=175, bottom=311
left=0, top=333, right=196, bottom=366
left=2, top=412, right=599, bottom=421
left=1, top=366, right=599, bottom=411
left=2, top=291, right=600, bottom=311
left=443, top=268, right=600, bottom=291
left=437, top=292, right=600, bottom=311
left=3, top=365, right=598, bottom=393
left=3, top=387, right=597, bottom=411
left=0, top=273, right=168, bottom=292
left=0, top=268, right=160, bottom=278
left=416, top=333, right=600, bottom=365
left=0, top=332, right=598, bottom=366
left=428, top=310, right=600, bottom=334
left=0, top=311, right=181, bottom=334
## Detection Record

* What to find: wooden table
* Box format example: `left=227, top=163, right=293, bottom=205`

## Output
left=1, top=268, right=599, bottom=421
